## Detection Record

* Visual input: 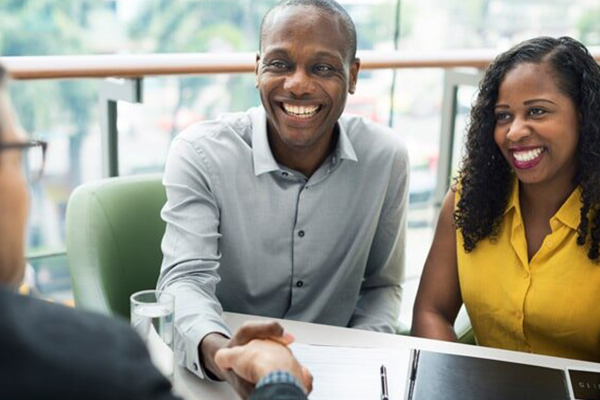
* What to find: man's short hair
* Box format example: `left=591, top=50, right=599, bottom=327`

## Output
left=259, top=0, right=358, bottom=62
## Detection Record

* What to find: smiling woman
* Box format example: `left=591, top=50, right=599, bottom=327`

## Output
left=411, top=36, right=600, bottom=363
left=492, top=62, right=579, bottom=208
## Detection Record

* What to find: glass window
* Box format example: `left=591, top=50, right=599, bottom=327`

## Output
left=3, top=0, right=598, bottom=327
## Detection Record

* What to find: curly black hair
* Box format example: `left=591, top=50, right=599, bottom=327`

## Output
left=455, top=36, right=600, bottom=260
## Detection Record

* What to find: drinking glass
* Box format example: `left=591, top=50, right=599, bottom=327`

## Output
left=130, top=290, right=175, bottom=381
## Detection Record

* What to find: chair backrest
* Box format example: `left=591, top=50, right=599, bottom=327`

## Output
left=66, top=174, right=166, bottom=319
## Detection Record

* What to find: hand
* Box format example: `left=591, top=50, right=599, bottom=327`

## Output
left=199, top=321, right=295, bottom=398
left=215, top=338, right=313, bottom=395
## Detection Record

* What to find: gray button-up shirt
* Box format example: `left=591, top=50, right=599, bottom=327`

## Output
left=158, top=107, right=409, bottom=377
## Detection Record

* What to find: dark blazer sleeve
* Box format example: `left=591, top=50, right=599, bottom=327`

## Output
left=249, top=383, right=307, bottom=400
left=0, top=288, right=180, bottom=400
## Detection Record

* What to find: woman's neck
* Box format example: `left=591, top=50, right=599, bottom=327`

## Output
left=519, top=177, right=577, bottom=220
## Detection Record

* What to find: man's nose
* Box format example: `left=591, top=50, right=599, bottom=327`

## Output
left=283, top=68, right=315, bottom=96
left=505, top=117, right=532, bottom=143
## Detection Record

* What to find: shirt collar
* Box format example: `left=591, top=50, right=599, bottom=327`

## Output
left=555, top=185, right=582, bottom=230
left=504, top=177, right=519, bottom=216
left=251, top=107, right=358, bottom=177
left=504, top=176, right=581, bottom=230
left=335, top=120, right=358, bottom=163
left=251, top=107, right=280, bottom=176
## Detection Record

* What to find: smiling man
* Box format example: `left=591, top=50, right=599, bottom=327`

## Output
left=158, top=0, right=409, bottom=396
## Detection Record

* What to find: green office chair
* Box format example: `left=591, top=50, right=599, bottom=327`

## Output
left=455, top=309, right=476, bottom=344
left=66, top=174, right=166, bottom=320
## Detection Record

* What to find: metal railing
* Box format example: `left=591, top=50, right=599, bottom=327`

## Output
left=5, top=48, right=600, bottom=79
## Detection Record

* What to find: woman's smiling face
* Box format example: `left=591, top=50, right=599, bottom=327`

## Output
left=493, top=61, right=579, bottom=189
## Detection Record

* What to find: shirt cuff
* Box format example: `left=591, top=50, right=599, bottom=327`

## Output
left=256, top=370, right=305, bottom=393
left=177, top=317, right=231, bottom=380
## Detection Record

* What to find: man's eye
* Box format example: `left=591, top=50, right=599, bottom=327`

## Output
left=314, top=65, right=334, bottom=74
left=268, top=61, right=288, bottom=69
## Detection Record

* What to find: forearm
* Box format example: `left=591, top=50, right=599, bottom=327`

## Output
left=159, top=275, right=231, bottom=377
left=349, top=284, right=401, bottom=333
left=250, top=379, right=308, bottom=400
left=199, top=333, right=230, bottom=380
left=353, top=150, right=408, bottom=332
left=411, top=308, right=458, bottom=342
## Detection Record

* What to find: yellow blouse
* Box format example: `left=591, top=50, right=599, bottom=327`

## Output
left=457, top=180, right=600, bottom=362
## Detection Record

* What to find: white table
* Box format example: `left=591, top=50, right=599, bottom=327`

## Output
left=171, top=313, right=600, bottom=400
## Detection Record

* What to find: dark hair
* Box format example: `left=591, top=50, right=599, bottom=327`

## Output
left=259, top=0, right=357, bottom=62
left=455, top=36, right=600, bottom=260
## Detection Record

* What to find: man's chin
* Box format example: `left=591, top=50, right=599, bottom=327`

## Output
left=278, top=132, right=325, bottom=150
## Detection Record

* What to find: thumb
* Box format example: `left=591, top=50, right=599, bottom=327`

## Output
left=271, top=332, right=295, bottom=346
left=301, top=366, right=313, bottom=394
left=214, top=347, right=240, bottom=372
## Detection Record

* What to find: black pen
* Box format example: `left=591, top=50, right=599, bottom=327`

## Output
left=380, top=364, right=389, bottom=400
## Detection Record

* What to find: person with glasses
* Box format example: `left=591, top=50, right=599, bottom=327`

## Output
left=0, top=64, right=177, bottom=399
left=0, top=61, right=312, bottom=400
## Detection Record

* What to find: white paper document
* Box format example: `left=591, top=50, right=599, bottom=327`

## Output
left=290, top=343, right=412, bottom=400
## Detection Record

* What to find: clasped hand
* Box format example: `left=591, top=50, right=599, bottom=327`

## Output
left=203, top=321, right=313, bottom=399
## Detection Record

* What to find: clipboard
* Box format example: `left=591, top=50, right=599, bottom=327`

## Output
left=404, top=350, right=571, bottom=400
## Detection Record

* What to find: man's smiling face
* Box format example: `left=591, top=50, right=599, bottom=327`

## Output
left=256, top=5, right=359, bottom=157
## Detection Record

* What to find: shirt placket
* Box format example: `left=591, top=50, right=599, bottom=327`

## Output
left=521, top=217, right=563, bottom=353
left=510, top=214, right=533, bottom=352
left=285, top=155, right=340, bottom=314
left=275, top=168, right=309, bottom=312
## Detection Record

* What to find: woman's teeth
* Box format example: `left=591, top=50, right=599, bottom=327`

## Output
left=513, top=147, right=544, bottom=162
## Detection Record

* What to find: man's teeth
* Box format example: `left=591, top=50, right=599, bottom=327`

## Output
left=282, top=103, right=319, bottom=118
left=513, top=147, right=544, bottom=162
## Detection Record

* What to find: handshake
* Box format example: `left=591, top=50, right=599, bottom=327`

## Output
left=214, top=321, right=314, bottom=400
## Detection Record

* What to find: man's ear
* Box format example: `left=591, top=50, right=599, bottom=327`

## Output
left=254, top=52, right=261, bottom=88
left=348, top=58, right=360, bottom=94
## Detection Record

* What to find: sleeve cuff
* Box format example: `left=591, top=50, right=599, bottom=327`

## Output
left=176, top=318, right=231, bottom=380
left=256, top=370, right=305, bottom=393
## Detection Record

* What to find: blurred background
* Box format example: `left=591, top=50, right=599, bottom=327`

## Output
left=2, top=0, right=599, bottom=327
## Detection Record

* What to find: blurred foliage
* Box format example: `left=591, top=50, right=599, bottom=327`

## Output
left=0, top=0, right=99, bottom=186
left=578, top=6, right=600, bottom=46
left=361, top=1, right=414, bottom=49
left=128, top=0, right=271, bottom=134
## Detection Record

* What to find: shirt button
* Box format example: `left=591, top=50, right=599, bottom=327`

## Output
left=546, top=240, right=553, bottom=248
left=298, top=230, right=305, bottom=237
left=296, top=281, right=304, bottom=287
